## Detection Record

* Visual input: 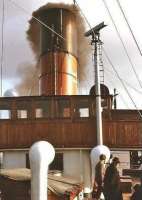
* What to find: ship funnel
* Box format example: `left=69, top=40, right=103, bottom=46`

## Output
left=36, top=7, right=78, bottom=95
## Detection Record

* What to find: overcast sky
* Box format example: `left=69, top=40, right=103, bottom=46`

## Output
left=0, top=0, right=142, bottom=109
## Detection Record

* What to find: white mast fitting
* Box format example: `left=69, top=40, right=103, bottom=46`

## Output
left=29, top=141, right=55, bottom=200
left=85, top=22, right=107, bottom=145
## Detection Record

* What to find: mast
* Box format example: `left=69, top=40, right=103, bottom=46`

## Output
left=94, top=32, right=103, bottom=145
left=85, top=22, right=107, bottom=145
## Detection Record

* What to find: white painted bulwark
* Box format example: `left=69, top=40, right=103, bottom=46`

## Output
left=64, top=151, right=81, bottom=178
left=29, top=141, right=55, bottom=200
left=3, top=151, right=26, bottom=169
left=81, top=151, right=92, bottom=194
left=63, top=150, right=92, bottom=194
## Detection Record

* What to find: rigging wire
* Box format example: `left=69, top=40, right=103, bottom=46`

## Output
left=8, top=0, right=66, bottom=41
left=118, top=94, right=130, bottom=109
left=7, top=0, right=67, bottom=96
left=7, top=0, right=93, bottom=96
left=6, top=0, right=142, bottom=113
left=74, top=0, right=92, bottom=30
left=103, top=47, right=142, bottom=118
left=104, top=65, right=142, bottom=95
left=104, top=71, right=130, bottom=109
left=102, top=0, right=142, bottom=89
left=0, top=0, right=5, bottom=97
left=116, top=0, right=142, bottom=56
left=8, top=0, right=91, bottom=94
left=74, top=0, right=104, bottom=89
left=74, top=0, right=142, bottom=115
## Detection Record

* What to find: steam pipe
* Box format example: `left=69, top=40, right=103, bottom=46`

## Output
left=29, top=141, right=55, bottom=200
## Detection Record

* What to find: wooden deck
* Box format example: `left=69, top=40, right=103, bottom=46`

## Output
left=123, top=193, right=131, bottom=200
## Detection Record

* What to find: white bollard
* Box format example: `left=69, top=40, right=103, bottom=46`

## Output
left=29, top=141, right=55, bottom=200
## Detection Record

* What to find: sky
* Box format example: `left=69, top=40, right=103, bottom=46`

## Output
left=0, top=0, right=142, bottom=109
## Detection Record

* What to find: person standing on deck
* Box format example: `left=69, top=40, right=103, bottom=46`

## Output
left=131, top=177, right=142, bottom=200
left=94, top=154, right=106, bottom=199
left=103, top=157, right=123, bottom=200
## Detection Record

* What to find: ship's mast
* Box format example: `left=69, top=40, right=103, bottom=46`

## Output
left=85, top=22, right=107, bottom=145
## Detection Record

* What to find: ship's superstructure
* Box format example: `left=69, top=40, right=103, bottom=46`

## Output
left=0, top=3, right=142, bottom=196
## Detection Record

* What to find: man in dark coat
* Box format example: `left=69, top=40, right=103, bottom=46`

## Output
left=103, top=157, right=123, bottom=200
left=131, top=177, right=142, bottom=200
left=94, top=154, right=106, bottom=199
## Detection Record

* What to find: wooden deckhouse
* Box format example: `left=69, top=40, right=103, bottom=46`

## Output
left=0, top=94, right=141, bottom=149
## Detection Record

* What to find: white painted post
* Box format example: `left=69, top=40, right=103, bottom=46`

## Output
left=29, top=141, right=55, bottom=200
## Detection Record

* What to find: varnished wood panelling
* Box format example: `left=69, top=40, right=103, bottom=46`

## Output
left=103, top=121, right=142, bottom=148
left=0, top=119, right=142, bottom=149
left=0, top=120, right=97, bottom=148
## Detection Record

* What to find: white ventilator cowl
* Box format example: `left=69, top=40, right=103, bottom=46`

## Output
left=29, top=141, right=55, bottom=200
left=90, top=145, right=110, bottom=186
left=90, top=145, right=110, bottom=164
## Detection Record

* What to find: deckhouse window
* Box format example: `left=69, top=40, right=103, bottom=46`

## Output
left=35, top=108, right=43, bottom=118
left=16, top=101, right=30, bottom=119
left=0, top=110, right=11, bottom=119
left=130, top=150, right=142, bottom=169
left=0, top=102, right=11, bottom=119
left=49, top=153, right=63, bottom=171
left=55, top=99, right=71, bottom=118
left=17, top=110, right=28, bottom=119
left=79, top=108, right=89, bottom=117
left=35, top=100, right=52, bottom=118
left=74, top=98, right=89, bottom=118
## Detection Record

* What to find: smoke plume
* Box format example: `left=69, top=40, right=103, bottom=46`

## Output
left=15, top=62, right=39, bottom=96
